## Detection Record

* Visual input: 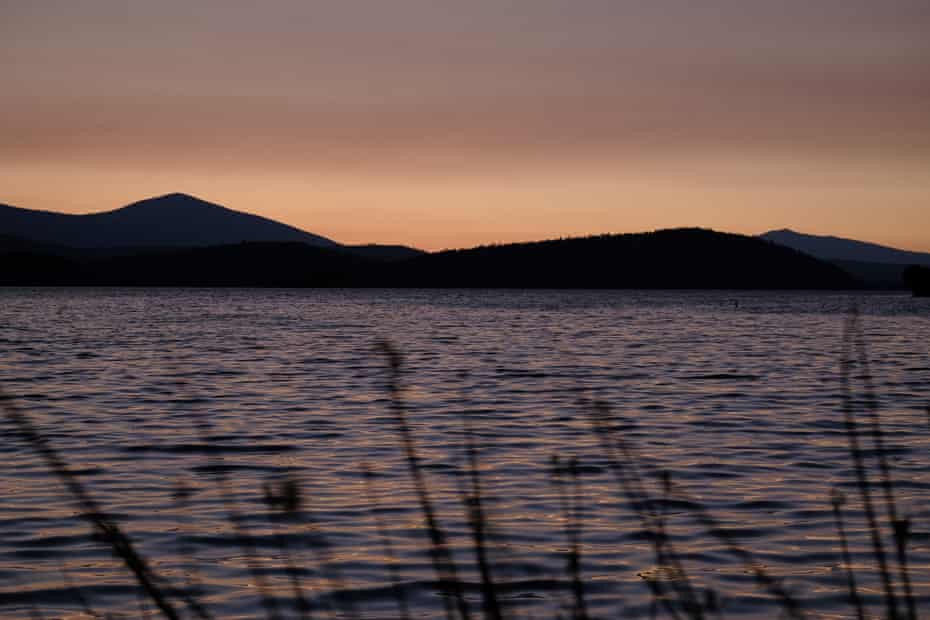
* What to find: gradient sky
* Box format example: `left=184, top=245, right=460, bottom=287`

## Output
left=3, top=1, right=929, bottom=250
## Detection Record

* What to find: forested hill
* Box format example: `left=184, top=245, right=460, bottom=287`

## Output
left=2, top=228, right=857, bottom=289
left=390, top=228, right=857, bottom=289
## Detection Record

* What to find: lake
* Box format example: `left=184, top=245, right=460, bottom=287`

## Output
left=1, top=288, right=928, bottom=619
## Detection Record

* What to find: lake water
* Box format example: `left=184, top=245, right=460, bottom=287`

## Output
left=1, top=288, right=928, bottom=620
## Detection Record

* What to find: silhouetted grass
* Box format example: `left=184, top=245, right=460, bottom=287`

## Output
left=588, top=401, right=705, bottom=620
left=362, top=464, right=412, bottom=620
left=2, top=312, right=926, bottom=620
left=457, top=408, right=502, bottom=620
left=840, top=308, right=920, bottom=620
left=551, top=456, right=589, bottom=620
left=0, top=388, right=204, bottom=620
left=173, top=479, right=205, bottom=607
left=378, top=340, right=471, bottom=620
left=189, top=413, right=282, bottom=620
left=263, top=477, right=313, bottom=620
left=831, top=489, right=864, bottom=620
left=853, top=311, right=917, bottom=620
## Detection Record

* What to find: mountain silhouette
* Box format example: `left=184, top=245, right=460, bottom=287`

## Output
left=390, top=228, right=856, bottom=289
left=0, top=193, right=338, bottom=249
left=0, top=194, right=867, bottom=289
left=760, top=229, right=930, bottom=266
left=1, top=228, right=857, bottom=289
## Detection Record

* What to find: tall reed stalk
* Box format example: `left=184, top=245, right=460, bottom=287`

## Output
left=378, top=340, right=471, bottom=620
left=0, top=389, right=208, bottom=620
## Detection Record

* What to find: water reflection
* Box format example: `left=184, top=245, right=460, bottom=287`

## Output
left=0, top=289, right=928, bottom=619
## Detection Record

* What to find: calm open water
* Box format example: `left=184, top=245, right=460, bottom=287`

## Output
left=1, top=288, right=928, bottom=620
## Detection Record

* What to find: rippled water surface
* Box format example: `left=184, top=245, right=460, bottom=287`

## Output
left=1, top=288, right=929, bottom=619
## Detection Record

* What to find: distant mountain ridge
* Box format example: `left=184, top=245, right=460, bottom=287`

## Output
left=759, top=229, right=930, bottom=266
left=759, top=228, right=930, bottom=289
left=0, top=194, right=894, bottom=288
left=0, top=193, right=339, bottom=249
left=1, top=228, right=857, bottom=289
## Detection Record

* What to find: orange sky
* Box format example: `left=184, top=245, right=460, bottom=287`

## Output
left=2, top=1, right=929, bottom=251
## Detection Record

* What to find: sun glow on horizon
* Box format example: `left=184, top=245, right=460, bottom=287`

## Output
left=2, top=1, right=929, bottom=252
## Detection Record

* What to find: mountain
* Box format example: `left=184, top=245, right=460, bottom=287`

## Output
left=759, top=229, right=930, bottom=266
left=1, top=228, right=857, bottom=289
left=391, top=228, right=856, bottom=289
left=0, top=193, right=339, bottom=249
left=759, top=229, right=930, bottom=289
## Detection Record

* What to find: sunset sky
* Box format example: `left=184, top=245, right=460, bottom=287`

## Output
left=3, top=1, right=929, bottom=251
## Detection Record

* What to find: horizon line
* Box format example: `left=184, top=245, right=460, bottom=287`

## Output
left=4, top=191, right=930, bottom=255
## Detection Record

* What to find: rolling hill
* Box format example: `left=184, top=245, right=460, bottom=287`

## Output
left=391, top=228, right=857, bottom=289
